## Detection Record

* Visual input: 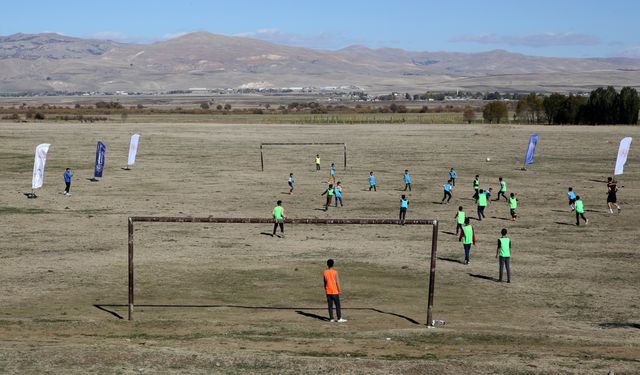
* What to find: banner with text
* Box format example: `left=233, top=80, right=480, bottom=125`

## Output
left=524, top=133, right=539, bottom=165
left=614, top=137, right=632, bottom=175
left=32, top=143, right=51, bottom=189
left=128, top=133, right=140, bottom=166
left=94, top=141, right=106, bottom=178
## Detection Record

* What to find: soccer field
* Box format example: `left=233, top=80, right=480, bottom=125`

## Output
left=0, top=122, right=638, bottom=374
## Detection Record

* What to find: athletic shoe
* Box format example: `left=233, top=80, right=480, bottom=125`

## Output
left=329, top=319, right=336, bottom=322
left=585, top=219, right=589, bottom=225
left=337, top=319, right=347, bottom=323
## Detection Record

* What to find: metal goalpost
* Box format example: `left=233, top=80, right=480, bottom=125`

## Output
left=259, top=142, right=347, bottom=171
left=127, top=216, right=439, bottom=326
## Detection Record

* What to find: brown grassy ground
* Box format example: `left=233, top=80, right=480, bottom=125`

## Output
left=0, top=122, right=638, bottom=374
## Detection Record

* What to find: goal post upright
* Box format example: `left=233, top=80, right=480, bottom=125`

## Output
left=127, top=216, right=439, bottom=326
left=259, top=142, right=347, bottom=171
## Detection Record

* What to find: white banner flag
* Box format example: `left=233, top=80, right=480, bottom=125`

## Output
left=32, top=143, right=51, bottom=189
left=614, top=137, right=632, bottom=175
left=128, top=133, right=140, bottom=166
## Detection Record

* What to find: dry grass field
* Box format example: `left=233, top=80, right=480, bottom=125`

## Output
left=0, top=122, right=638, bottom=374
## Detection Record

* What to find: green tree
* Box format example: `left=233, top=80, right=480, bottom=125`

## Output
left=617, top=86, right=640, bottom=124
left=543, top=93, right=567, bottom=124
left=483, top=101, right=508, bottom=123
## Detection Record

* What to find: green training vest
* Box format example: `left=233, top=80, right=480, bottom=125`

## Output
left=462, top=225, right=473, bottom=245
left=457, top=211, right=466, bottom=224
left=273, top=206, right=284, bottom=219
left=575, top=200, right=584, bottom=213
left=478, top=193, right=487, bottom=207
left=473, top=179, right=479, bottom=189
left=327, top=188, right=334, bottom=196
left=509, top=197, right=517, bottom=209
left=499, top=237, right=511, bottom=257
left=501, top=181, right=507, bottom=192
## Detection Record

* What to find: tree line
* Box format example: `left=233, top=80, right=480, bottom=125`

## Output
left=498, top=86, right=639, bottom=125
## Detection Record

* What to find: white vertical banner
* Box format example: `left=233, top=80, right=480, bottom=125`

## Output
left=614, top=137, right=632, bottom=175
left=128, top=133, right=140, bottom=166
left=32, top=143, right=51, bottom=189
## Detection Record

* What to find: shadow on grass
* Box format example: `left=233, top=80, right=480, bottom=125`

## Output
left=490, top=216, right=511, bottom=221
left=438, top=256, right=464, bottom=264
left=554, top=221, right=575, bottom=226
left=468, top=273, right=498, bottom=282
left=599, top=322, right=640, bottom=329
left=86, top=178, right=99, bottom=182
left=259, top=232, right=274, bottom=237
left=587, top=179, right=608, bottom=183
left=441, top=231, right=457, bottom=236
left=94, top=304, right=421, bottom=325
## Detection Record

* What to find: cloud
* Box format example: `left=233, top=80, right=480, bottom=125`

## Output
left=86, top=31, right=149, bottom=43
left=234, top=28, right=363, bottom=50
left=450, top=32, right=600, bottom=47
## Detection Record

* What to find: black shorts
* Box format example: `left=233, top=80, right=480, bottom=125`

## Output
left=607, top=193, right=617, bottom=203
left=510, top=208, right=516, bottom=217
left=569, top=198, right=576, bottom=205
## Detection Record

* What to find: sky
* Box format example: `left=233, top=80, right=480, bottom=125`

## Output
left=1, top=0, right=639, bottom=58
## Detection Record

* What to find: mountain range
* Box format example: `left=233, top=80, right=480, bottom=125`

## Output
left=1, top=32, right=640, bottom=94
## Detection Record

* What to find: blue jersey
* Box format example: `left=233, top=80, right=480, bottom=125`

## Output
left=404, top=173, right=411, bottom=184
left=568, top=191, right=576, bottom=200
left=369, top=175, right=376, bottom=185
left=449, top=170, right=457, bottom=179
left=330, top=167, right=336, bottom=175
left=443, top=183, right=452, bottom=192
left=335, top=186, right=342, bottom=198
left=400, top=199, right=408, bottom=208
left=64, top=170, right=73, bottom=183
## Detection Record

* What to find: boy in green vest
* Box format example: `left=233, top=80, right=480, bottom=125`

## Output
left=458, top=217, right=476, bottom=265
left=315, top=154, right=321, bottom=171
left=272, top=200, right=285, bottom=237
left=495, top=177, right=508, bottom=202
left=509, top=193, right=518, bottom=221
left=477, top=188, right=488, bottom=220
left=575, top=195, right=588, bottom=226
left=454, top=206, right=465, bottom=235
left=496, top=228, right=511, bottom=283
left=321, top=184, right=335, bottom=211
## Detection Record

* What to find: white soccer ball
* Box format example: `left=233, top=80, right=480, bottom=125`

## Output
left=486, top=157, right=491, bottom=162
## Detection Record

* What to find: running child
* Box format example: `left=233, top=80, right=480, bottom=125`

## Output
left=449, top=168, right=457, bottom=186
left=509, top=193, right=518, bottom=220
left=495, top=177, right=508, bottom=202
left=315, top=154, right=321, bottom=171
left=606, top=177, right=621, bottom=214
left=399, top=194, right=409, bottom=225
left=454, top=206, right=465, bottom=235
left=334, top=181, right=343, bottom=207
left=272, top=200, right=285, bottom=237
left=368, top=172, right=377, bottom=191
left=441, top=179, right=453, bottom=204
left=321, top=184, right=335, bottom=211
left=323, top=259, right=346, bottom=322
left=477, top=188, right=487, bottom=220
left=288, top=173, right=295, bottom=194
left=458, top=217, right=476, bottom=265
left=496, top=228, right=511, bottom=283
left=567, top=187, right=576, bottom=211
left=575, top=195, right=588, bottom=226
left=329, top=162, right=336, bottom=183
left=472, top=175, right=480, bottom=201
left=403, top=169, right=412, bottom=191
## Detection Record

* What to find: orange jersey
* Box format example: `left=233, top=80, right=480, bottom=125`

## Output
left=323, top=269, right=340, bottom=295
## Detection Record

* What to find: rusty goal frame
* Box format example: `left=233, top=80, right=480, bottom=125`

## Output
left=260, top=142, right=347, bottom=171
left=127, top=216, right=439, bottom=326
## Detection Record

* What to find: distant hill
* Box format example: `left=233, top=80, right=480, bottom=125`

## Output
left=1, top=31, right=640, bottom=94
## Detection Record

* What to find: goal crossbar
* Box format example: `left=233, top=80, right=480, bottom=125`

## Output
left=127, top=216, right=439, bottom=326
left=259, top=142, right=347, bottom=171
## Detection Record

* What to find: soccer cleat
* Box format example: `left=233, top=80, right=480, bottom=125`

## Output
left=337, top=318, right=347, bottom=323
left=329, top=319, right=336, bottom=322
left=585, top=219, right=589, bottom=225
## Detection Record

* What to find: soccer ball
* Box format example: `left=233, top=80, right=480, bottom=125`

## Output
left=486, top=157, right=491, bottom=162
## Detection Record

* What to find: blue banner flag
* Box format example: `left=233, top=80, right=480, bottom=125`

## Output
left=524, top=133, right=539, bottom=165
left=94, top=141, right=106, bottom=178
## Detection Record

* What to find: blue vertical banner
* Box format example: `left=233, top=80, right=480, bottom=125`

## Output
left=524, top=133, right=539, bottom=165
left=94, top=141, right=106, bottom=178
